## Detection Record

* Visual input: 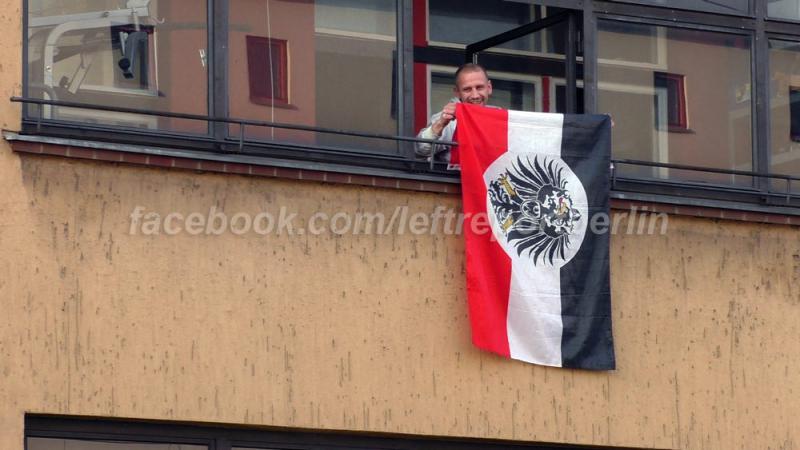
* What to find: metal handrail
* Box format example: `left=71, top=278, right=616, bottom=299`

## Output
left=612, top=158, right=800, bottom=182
left=10, top=97, right=457, bottom=148
left=9, top=97, right=800, bottom=198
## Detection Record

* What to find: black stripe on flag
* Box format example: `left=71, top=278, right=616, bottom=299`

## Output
left=558, top=114, right=615, bottom=370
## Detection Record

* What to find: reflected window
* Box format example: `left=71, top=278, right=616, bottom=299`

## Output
left=791, top=87, right=800, bottom=142
left=769, top=39, right=800, bottom=191
left=228, top=0, right=398, bottom=154
left=654, top=72, right=687, bottom=131
left=598, top=21, right=753, bottom=186
left=26, top=0, right=209, bottom=133
left=246, top=36, right=289, bottom=105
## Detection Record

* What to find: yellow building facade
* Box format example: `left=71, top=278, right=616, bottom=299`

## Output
left=2, top=1, right=800, bottom=450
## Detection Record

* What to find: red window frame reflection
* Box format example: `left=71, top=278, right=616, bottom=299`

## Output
left=246, top=35, right=289, bottom=105
left=655, top=72, right=688, bottom=131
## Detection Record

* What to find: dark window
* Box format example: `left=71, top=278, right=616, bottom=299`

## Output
left=25, top=415, right=636, bottom=450
left=246, top=36, right=289, bottom=105
left=791, top=87, right=800, bottom=141
left=654, top=72, right=687, bottom=131
left=555, top=85, right=584, bottom=114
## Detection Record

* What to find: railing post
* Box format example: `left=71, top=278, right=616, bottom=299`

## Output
left=36, top=103, right=42, bottom=133
left=566, top=11, right=578, bottom=114
left=610, top=161, right=616, bottom=190
left=239, top=122, right=244, bottom=152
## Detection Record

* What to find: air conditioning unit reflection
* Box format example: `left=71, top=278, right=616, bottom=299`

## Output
left=30, top=0, right=160, bottom=130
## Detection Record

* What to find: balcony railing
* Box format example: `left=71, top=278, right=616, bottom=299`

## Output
left=9, top=96, right=800, bottom=209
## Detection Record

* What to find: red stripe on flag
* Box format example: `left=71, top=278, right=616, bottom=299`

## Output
left=455, top=103, right=512, bottom=358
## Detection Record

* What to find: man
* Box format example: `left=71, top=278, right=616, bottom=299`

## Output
left=416, top=63, right=493, bottom=166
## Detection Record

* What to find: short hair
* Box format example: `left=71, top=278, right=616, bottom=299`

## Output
left=454, top=63, right=489, bottom=86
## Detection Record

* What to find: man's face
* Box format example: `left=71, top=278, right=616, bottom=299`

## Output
left=454, top=70, right=492, bottom=106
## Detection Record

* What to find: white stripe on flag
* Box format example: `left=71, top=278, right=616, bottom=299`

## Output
left=506, top=111, right=565, bottom=366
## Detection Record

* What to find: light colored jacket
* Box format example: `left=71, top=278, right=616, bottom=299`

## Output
left=415, top=111, right=457, bottom=163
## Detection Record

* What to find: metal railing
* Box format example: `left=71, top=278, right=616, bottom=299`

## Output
left=12, top=96, right=457, bottom=150
left=9, top=96, right=800, bottom=205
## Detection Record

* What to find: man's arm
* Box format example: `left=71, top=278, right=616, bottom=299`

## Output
left=415, top=102, right=457, bottom=159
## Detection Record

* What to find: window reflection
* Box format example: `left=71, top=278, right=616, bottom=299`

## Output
left=598, top=21, right=753, bottom=186
left=26, top=0, right=209, bottom=133
left=228, top=0, right=398, bottom=154
left=769, top=39, right=800, bottom=192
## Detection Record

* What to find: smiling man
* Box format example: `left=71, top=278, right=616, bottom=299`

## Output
left=415, top=63, right=493, bottom=166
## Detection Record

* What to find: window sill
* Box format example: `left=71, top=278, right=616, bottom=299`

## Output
left=6, top=132, right=800, bottom=225
left=4, top=132, right=461, bottom=195
left=667, top=126, right=694, bottom=134
left=249, top=97, right=297, bottom=110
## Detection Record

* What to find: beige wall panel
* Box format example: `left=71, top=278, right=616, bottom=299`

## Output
left=0, top=0, right=21, bottom=130
left=0, top=150, right=798, bottom=450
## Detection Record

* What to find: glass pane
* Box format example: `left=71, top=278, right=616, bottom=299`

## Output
left=611, top=0, right=749, bottom=15
left=598, top=21, right=753, bottom=186
left=429, top=1, right=568, bottom=54
left=769, top=0, right=800, bottom=21
left=228, top=0, right=398, bottom=154
left=28, top=437, right=206, bottom=450
left=769, top=39, right=800, bottom=192
left=424, top=3, right=584, bottom=122
left=26, top=0, right=208, bottom=133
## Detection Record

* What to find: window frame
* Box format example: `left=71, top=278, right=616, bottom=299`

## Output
left=245, top=35, right=290, bottom=106
left=25, top=415, right=634, bottom=450
left=589, top=1, right=800, bottom=207
left=653, top=72, right=688, bottom=131
left=15, top=0, right=800, bottom=211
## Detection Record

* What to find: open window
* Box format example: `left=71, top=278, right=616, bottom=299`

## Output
left=413, top=1, right=583, bottom=171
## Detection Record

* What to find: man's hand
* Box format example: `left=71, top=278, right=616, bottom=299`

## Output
left=431, top=102, right=457, bottom=137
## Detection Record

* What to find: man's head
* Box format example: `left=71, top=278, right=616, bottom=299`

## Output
left=454, top=63, right=492, bottom=106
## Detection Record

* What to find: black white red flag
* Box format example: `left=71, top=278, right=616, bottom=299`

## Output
left=454, top=103, right=615, bottom=370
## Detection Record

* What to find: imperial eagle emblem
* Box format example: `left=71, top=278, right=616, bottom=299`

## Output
left=488, top=155, right=583, bottom=266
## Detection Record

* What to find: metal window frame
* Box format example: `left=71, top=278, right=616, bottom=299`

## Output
left=590, top=0, right=800, bottom=205
left=23, top=415, right=637, bottom=450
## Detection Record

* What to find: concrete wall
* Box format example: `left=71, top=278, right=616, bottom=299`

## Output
left=2, top=3, right=800, bottom=450
left=1, top=146, right=799, bottom=450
